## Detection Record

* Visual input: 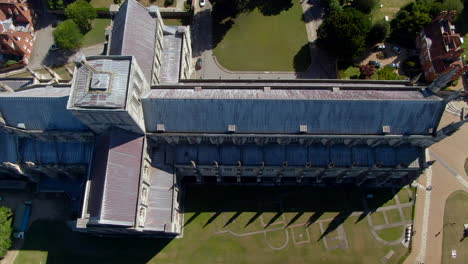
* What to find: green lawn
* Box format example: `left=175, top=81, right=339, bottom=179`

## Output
left=441, top=191, right=468, bottom=264
left=402, top=206, right=413, bottom=221
left=212, top=1, right=310, bottom=72
left=90, top=0, right=114, bottom=8
left=386, top=209, right=402, bottom=224
left=371, top=0, right=413, bottom=22
left=164, top=18, right=190, bottom=26
left=377, top=226, right=404, bottom=242
left=14, top=186, right=409, bottom=264
left=338, top=66, right=360, bottom=79
left=82, top=19, right=111, bottom=47
left=371, top=211, right=386, bottom=225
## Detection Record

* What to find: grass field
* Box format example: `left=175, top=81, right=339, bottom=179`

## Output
left=442, top=190, right=468, bottom=264
left=82, top=19, right=111, bottom=47
left=212, top=1, right=310, bottom=72
left=371, top=0, right=413, bottom=22
left=14, top=186, right=412, bottom=264
left=377, top=226, right=404, bottom=242
left=90, top=0, right=114, bottom=8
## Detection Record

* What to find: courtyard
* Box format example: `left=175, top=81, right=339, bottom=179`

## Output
left=211, top=0, right=310, bottom=72
left=13, top=185, right=415, bottom=264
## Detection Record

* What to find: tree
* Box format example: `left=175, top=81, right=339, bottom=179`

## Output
left=352, top=0, right=378, bottom=14
left=375, top=66, right=405, bottom=80
left=359, top=64, right=376, bottom=79
left=65, top=0, right=97, bottom=33
left=366, top=20, right=390, bottom=46
left=390, top=0, right=443, bottom=48
left=53, top=20, right=83, bottom=50
left=443, top=0, right=464, bottom=14
left=317, top=8, right=372, bottom=60
left=0, top=207, right=12, bottom=258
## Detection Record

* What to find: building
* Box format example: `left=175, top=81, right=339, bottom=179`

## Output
left=0, top=0, right=466, bottom=237
left=416, top=11, right=467, bottom=83
left=0, top=0, right=36, bottom=65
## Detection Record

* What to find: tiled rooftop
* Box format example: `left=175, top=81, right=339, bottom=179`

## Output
left=69, top=57, right=132, bottom=109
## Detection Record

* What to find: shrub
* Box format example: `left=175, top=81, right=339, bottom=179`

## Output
left=3, top=60, right=18, bottom=67
left=184, top=0, right=192, bottom=11
left=390, top=0, right=443, bottom=48
left=317, top=8, right=371, bottom=60
left=53, top=20, right=83, bottom=50
left=366, top=20, right=390, bottom=46
left=0, top=207, right=13, bottom=258
left=65, top=0, right=97, bottom=33
left=352, top=0, right=378, bottom=14
left=47, top=0, right=65, bottom=10
left=375, top=66, right=405, bottom=80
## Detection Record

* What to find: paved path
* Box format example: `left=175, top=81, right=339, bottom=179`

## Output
left=405, top=112, right=468, bottom=264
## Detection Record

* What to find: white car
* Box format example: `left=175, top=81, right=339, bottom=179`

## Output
left=200, top=0, right=205, bottom=7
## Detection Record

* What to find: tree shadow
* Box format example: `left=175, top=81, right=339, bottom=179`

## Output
left=256, top=0, right=293, bottom=16
left=293, top=43, right=311, bottom=73
left=212, top=19, right=234, bottom=50
left=302, top=2, right=324, bottom=23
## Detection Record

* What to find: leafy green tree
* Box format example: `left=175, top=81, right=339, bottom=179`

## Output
left=323, top=0, right=342, bottom=12
left=53, top=20, right=83, bottom=50
left=317, top=8, right=371, bottom=60
left=352, top=0, right=378, bottom=14
left=375, top=66, right=405, bottom=80
left=390, top=0, right=443, bottom=48
left=65, top=0, right=97, bottom=33
left=366, top=20, right=390, bottom=46
left=0, top=207, right=12, bottom=258
left=443, top=0, right=464, bottom=14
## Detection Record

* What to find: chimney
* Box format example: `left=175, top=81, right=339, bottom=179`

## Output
left=73, top=53, right=97, bottom=73
left=148, top=6, right=160, bottom=18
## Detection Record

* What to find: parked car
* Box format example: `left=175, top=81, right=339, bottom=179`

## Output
left=388, top=63, right=400, bottom=69
left=200, top=0, right=205, bottom=7
left=195, top=58, right=203, bottom=70
left=375, top=45, right=386, bottom=51
left=50, top=44, right=59, bottom=51
left=392, top=46, right=401, bottom=54
left=368, top=60, right=382, bottom=69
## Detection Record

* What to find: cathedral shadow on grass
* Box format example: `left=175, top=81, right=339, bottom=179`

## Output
left=183, top=184, right=399, bottom=239
left=19, top=220, right=173, bottom=264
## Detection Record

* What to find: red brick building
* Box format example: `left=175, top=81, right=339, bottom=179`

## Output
left=416, top=11, right=467, bottom=83
left=0, top=0, right=36, bottom=65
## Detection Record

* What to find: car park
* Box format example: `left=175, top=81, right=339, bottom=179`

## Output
left=50, top=44, right=59, bottom=51
left=195, top=58, right=203, bottom=70
left=392, top=46, right=401, bottom=54
left=375, top=45, right=386, bottom=51
left=388, top=63, right=400, bottom=69
left=368, top=60, right=382, bottom=68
